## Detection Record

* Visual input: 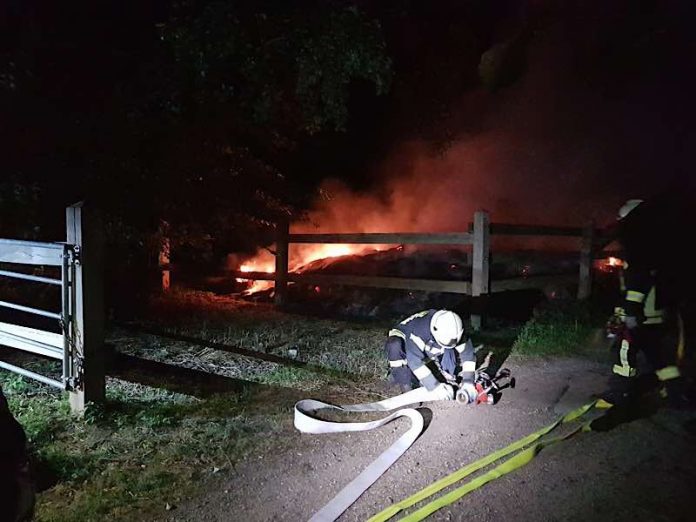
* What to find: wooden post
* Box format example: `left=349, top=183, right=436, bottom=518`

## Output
left=274, top=220, right=289, bottom=306
left=471, top=211, right=490, bottom=331
left=66, top=203, right=105, bottom=414
left=158, top=221, right=171, bottom=292
left=577, top=221, right=594, bottom=300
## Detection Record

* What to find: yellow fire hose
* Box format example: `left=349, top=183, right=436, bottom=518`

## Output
left=368, top=400, right=604, bottom=522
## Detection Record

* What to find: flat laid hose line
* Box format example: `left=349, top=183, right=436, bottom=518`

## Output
left=369, top=400, right=603, bottom=522
left=296, top=393, right=604, bottom=522
left=294, top=386, right=444, bottom=522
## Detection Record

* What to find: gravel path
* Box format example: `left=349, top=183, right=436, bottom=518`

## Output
left=161, top=356, right=696, bottom=522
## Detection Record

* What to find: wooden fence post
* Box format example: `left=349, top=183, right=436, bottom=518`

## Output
left=274, top=220, right=289, bottom=307
left=158, top=221, right=171, bottom=292
left=577, top=221, right=594, bottom=300
left=66, top=203, right=105, bottom=414
left=471, top=210, right=490, bottom=331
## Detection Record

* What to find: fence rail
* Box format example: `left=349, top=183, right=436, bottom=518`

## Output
left=490, top=274, right=580, bottom=293
left=485, top=224, right=585, bottom=236
left=288, top=232, right=474, bottom=245
left=233, top=271, right=472, bottom=294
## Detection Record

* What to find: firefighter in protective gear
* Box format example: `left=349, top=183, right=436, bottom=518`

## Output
left=1, top=387, right=35, bottom=522
left=384, top=309, right=478, bottom=403
left=602, top=196, right=690, bottom=407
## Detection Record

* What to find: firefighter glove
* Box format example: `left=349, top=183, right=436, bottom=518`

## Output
left=624, top=315, right=640, bottom=330
left=457, top=382, right=478, bottom=404
left=431, top=383, right=455, bottom=401
left=442, top=371, right=458, bottom=385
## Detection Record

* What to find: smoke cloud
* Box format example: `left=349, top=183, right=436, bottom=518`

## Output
left=294, top=2, right=693, bottom=244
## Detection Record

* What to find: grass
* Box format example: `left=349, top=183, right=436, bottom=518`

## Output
left=137, top=289, right=390, bottom=379
left=1, top=370, right=293, bottom=522
left=511, top=300, right=607, bottom=357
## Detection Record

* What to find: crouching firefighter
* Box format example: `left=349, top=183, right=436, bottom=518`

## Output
left=384, top=309, right=482, bottom=404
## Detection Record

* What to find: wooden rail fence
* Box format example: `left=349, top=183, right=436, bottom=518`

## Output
left=230, top=210, right=599, bottom=330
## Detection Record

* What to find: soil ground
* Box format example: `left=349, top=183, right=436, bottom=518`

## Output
left=158, top=356, right=696, bottom=522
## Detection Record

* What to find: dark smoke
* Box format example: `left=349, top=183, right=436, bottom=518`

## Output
left=295, top=1, right=696, bottom=243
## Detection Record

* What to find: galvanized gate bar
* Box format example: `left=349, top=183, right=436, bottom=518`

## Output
left=0, top=269, right=62, bottom=285
left=0, top=332, right=63, bottom=359
left=0, top=321, right=63, bottom=360
left=0, top=300, right=62, bottom=320
left=0, top=360, right=63, bottom=388
left=0, top=239, right=66, bottom=266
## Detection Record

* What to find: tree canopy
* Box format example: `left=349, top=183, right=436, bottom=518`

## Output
left=1, top=1, right=392, bottom=258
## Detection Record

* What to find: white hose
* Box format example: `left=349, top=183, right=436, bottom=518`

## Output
left=293, top=387, right=443, bottom=522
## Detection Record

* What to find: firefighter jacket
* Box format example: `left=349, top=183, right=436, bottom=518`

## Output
left=387, top=309, right=476, bottom=391
left=620, top=262, right=664, bottom=325
left=616, top=191, right=690, bottom=315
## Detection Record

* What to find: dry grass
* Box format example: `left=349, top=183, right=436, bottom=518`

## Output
left=134, top=289, right=391, bottom=381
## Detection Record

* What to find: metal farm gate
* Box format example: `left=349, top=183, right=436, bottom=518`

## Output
left=0, top=203, right=104, bottom=412
left=0, top=238, right=78, bottom=389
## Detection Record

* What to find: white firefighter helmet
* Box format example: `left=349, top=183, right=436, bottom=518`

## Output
left=617, top=199, right=644, bottom=220
left=430, top=310, right=464, bottom=348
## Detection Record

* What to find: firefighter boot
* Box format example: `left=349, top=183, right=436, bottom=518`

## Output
left=599, top=374, right=634, bottom=407
left=662, top=378, right=694, bottom=410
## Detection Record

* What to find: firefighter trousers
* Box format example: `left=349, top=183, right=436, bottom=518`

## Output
left=610, top=315, right=682, bottom=394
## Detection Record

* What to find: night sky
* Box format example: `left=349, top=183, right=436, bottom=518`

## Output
left=2, top=1, right=695, bottom=248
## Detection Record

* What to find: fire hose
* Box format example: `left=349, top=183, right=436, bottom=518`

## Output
left=294, top=368, right=515, bottom=522
left=368, top=399, right=605, bottom=522
left=294, top=387, right=435, bottom=522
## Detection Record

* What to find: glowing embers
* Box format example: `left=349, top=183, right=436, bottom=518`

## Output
left=236, top=256, right=275, bottom=294
left=594, top=256, right=624, bottom=273
left=296, top=244, right=354, bottom=269
left=234, top=243, right=387, bottom=295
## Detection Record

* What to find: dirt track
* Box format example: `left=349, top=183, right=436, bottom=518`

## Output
left=161, top=356, right=696, bottom=522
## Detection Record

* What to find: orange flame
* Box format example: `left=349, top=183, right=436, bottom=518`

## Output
left=234, top=242, right=388, bottom=294
left=291, top=243, right=385, bottom=272
left=235, top=256, right=275, bottom=294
